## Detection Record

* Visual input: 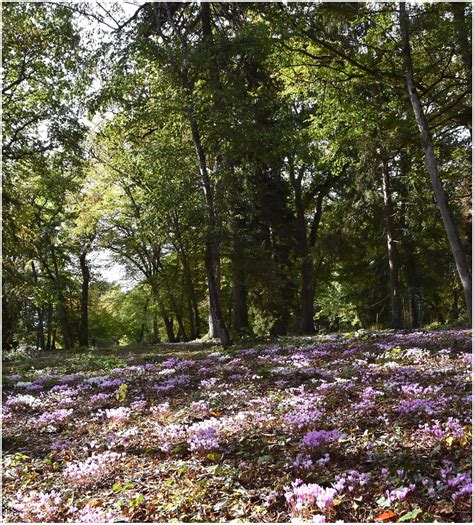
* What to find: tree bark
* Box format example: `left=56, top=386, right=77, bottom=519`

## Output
left=46, top=304, right=53, bottom=351
left=188, top=112, right=230, bottom=347
left=31, top=261, right=45, bottom=350
left=399, top=2, right=472, bottom=325
left=162, top=315, right=175, bottom=343
left=152, top=312, right=161, bottom=343
left=50, top=245, right=73, bottom=349
left=290, top=163, right=314, bottom=334
left=381, top=159, right=404, bottom=329
left=232, top=264, right=249, bottom=334
left=78, top=252, right=90, bottom=347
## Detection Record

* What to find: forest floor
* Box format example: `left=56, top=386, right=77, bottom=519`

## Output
left=2, top=329, right=472, bottom=523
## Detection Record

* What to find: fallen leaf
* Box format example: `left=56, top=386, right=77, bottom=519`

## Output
left=374, top=510, right=397, bottom=522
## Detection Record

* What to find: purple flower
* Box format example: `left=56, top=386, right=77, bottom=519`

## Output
left=187, top=420, right=220, bottom=452
left=29, top=409, right=73, bottom=429
left=301, top=429, right=341, bottom=450
left=11, top=490, right=63, bottom=522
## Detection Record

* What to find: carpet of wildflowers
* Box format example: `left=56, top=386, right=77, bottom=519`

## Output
left=2, top=329, right=472, bottom=522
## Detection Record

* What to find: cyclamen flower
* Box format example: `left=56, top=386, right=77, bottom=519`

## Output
left=386, top=484, right=415, bottom=503
left=76, top=505, right=115, bottom=522
left=64, top=451, right=124, bottom=486
left=15, top=381, right=33, bottom=389
left=50, top=439, right=73, bottom=452
left=188, top=419, right=220, bottom=451
left=11, top=490, right=63, bottom=522
left=5, top=394, right=42, bottom=410
left=190, top=400, right=210, bottom=417
left=286, top=404, right=324, bottom=430
left=29, top=409, right=73, bottom=428
left=105, top=407, right=131, bottom=423
left=155, top=423, right=187, bottom=452
left=90, top=392, right=113, bottom=404
left=130, top=399, right=147, bottom=411
left=301, top=429, right=341, bottom=450
left=58, top=373, right=84, bottom=384
left=285, top=479, right=338, bottom=516
left=292, top=453, right=313, bottom=470
left=155, top=375, right=191, bottom=394
left=150, top=402, right=170, bottom=416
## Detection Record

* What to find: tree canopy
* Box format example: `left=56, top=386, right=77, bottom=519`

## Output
left=3, top=1, right=471, bottom=351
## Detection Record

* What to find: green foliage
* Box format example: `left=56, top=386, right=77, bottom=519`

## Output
left=115, top=383, right=128, bottom=403
left=3, top=2, right=471, bottom=351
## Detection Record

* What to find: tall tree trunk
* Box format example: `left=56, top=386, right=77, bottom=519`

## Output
left=153, top=312, right=161, bottom=343
left=57, top=302, right=72, bottom=349
left=399, top=2, right=472, bottom=325
left=162, top=315, right=175, bottom=343
left=137, top=323, right=145, bottom=343
left=188, top=112, right=230, bottom=347
left=181, top=253, right=200, bottom=338
left=300, top=257, right=315, bottom=333
left=50, top=246, right=73, bottom=349
left=381, top=159, right=404, bottom=329
left=31, top=262, right=45, bottom=350
left=398, top=152, right=422, bottom=329
left=51, top=328, right=57, bottom=350
left=137, top=297, right=149, bottom=343
left=290, top=163, right=314, bottom=335
left=152, top=284, right=176, bottom=343
left=45, top=304, right=53, bottom=351
left=406, top=248, right=422, bottom=329
left=232, top=264, right=249, bottom=334
left=78, top=252, right=90, bottom=347
left=164, top=280, right=188, bottom=341
left=450, top=1, right=472, bottom=134
left=155, top=3, right=230, bottom=347
left=231, top=229, right=249, bottom=334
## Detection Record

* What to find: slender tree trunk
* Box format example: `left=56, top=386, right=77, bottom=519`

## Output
left=188, top=112, right=230, bottom=347
left=406, top=249, right=422, bottom=329
left=300, top=257, right=315, bottom=333
left=232, top=264, right=249, bottom=334
left=399, top=2, right=472, bottom=325
left=450, top=2, right=472, bottom=133
left=78, top=252, right=90, bottom=347
left=153, top=284, right=176, bottom=343
left=137, top=297, right=149, bottom=343
left=181, top=254, right=200, bottom=338
left=137, top=323, right=145, bottom=343
left=51, top=328, right=57, bottom=350
left=231, top=229, right=249, bottom=334
left=290, top=163, right=314, bottom=335
left=153, top=312, right=161, bottom=343
left=31, top=261, right=45, bottom=350
left=398, top=152, right=422, bottom=329
left=57, top=303, right=72, bottom=350
left=162, top=315, right=175, bottom=343
left=50, top=246, right=73, bottom=349
left=381, top=159, right=404, bottom=329
left=164, top=280, right=188, bottom=341
left=45, top=304, right=53, bottom=351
